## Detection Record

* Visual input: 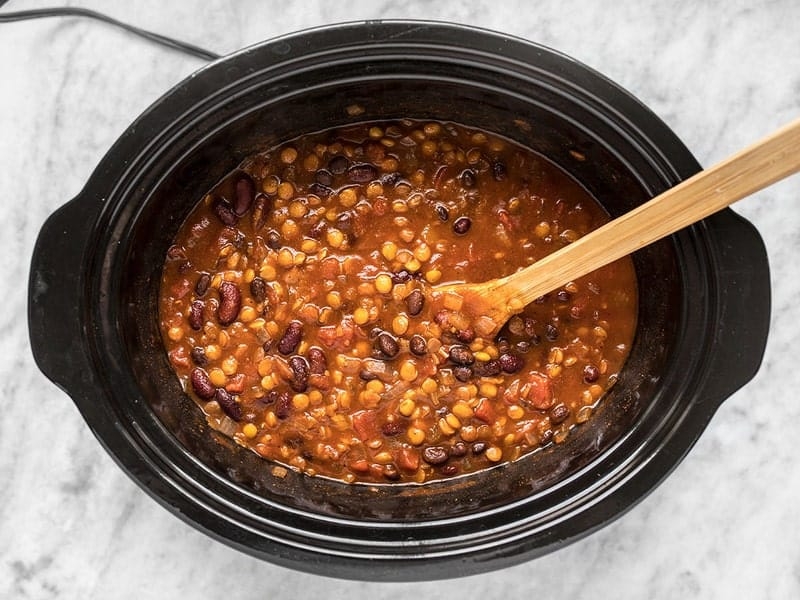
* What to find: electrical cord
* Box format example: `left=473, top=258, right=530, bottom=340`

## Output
left=0, top=2, right=220, bottom=61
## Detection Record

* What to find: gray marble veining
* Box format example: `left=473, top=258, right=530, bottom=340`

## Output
left=2, top=0, right=799, bottom=598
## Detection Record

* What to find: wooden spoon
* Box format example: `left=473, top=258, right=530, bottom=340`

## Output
left=432, top=117, right=800, bottom=337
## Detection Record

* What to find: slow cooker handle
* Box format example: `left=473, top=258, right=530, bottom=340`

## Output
left=28, top=194, right=99, bottom=394
left=701, top=207, right=771, bottom=405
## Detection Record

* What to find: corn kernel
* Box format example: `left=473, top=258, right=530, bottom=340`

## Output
left=221, top=356, right=238, bottom=376
left=277, top=248, right=294, bottom=268
left=420, top=377, right=438, bottom=395
left=398, top=398, right=416, bottom=417
left=473, top=351, right=492, bottom=362
left=535, top=221, right=551, bottom=238
left=452, top=401, right=474, bottom=420
left=243, top=423, right=258, bottom=439
left=353, top=307, right=370, bottom=325
left=300, top=238, right=318, bottom=254
left=507, top=405, right=525, bottom=420
left=479, top=382, right=498, bottom=398
left=438, top=417, right=455, bottom=435
left=485, top=446, right=503, bottom=462
left=339, top=187, right=358, bottom=207
left=277, top=181, right=295, bottom=200
left=413, top=243, right=432, bottom=262
left=288, top=200, right=308, bottom=219
left=424, top=269, right=442, bottom=284
left=260, top=264, right=277, bottom=281
left=407, top=426, right=426, bottom=445
left=239, top=306, right=258, bottom=323
left=375, top=273, right=393, bottom=294
left=326, top=291, right=342, bottom=309
left=445, top=413, right=461, bottom=430
left=326, top=228, right=345, bottom=248
left=392, top=315, right=409, bottom=336
left=209, top=368, right=227, bottom=387
left=366, top=379, right=385, bottom=394
left=292, top=393, right=310, bottom=411
left=167, top=326, right=183, bottom=341
left=381, top=241, right=398, bottom=260
left=399, top=360, right=418, bottom=382
left=205, top=344, right=221, bottom=361
left=280, top=146, right=298, bottom=164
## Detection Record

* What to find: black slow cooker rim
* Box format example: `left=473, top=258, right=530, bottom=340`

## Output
left=30, top=21, right=769, bottom=579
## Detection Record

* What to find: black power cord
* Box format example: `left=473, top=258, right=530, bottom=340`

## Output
left=0, top=2, right=220, bottom=60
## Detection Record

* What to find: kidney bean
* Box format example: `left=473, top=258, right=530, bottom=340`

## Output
left=288, top=355, right=310, bottom=392
left=440, top=464, right=459, bottom=476
left=217, top=281, right=241, bottom=325
left=234, top=174, right=255, bottom=216
left=498, top=353, right=524, bottom=374
left=212, top=198, right=238, bottom=226
left=359, top=369, right=379, bottom=381
left=194, top=272, right=211, bottom=297
left=452, top=216, right=472, bottom=235
left=302, top=347, right=325, bottom=375
left=278, top=321, right=303, bottom=355
left=250, top=276, right=267, bottom=303
left=448, top=345, right=475, bottom=366
left=375, top=332, right=400, bottom=358
left=544, top=323, right=559, bottom=341
left=583, top=364, right=600, bottom=383
left=190, top=346, right=207, bottom=366
left=215, top=388, right=242, bottom=421
left=347, top=163, right=378, bottom=183
left=188, top=299, right=204, bottom=330
left=190, top=368, right=216, bottom=400
left=274, top=392, right=292, bottom=419
left=422, top=446, right=449, bottom=465
left=409, top=334, right=427, bottom=356
left=550, top=404, right=570, bottom=424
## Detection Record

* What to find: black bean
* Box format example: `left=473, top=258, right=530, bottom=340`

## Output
left=308, top=182, right=333, bottom=197
left=471, top=441, right=488, bottom=455
left=308, top=219, right=327, bottom=239
left=545, top=323, right=559, bottom=341
left=328, top=154, right=350, bottom=174
left=435, top=203, right=449, bottom=221
left=212, top=198, right=238, bottom=226
left=288, top=356, right=310, bottom=392
left=498, top=353, right=524, bottom=374
left=188, top=299, right=204, bottom=330
left=473, top=360, right=501, bottom=377
left=459, top=168, right=477, bottom=188
left=492, top=160, right=507, bottom=181
left=217, top=282, right=241, bottom=326
left=550, top=404, right=570, bottom=424
left=195, top=272, right=211, bottom=297
left=453, top=216, right=472, bottom=235
left=540, top=430, right=554, bottom=445
left=523, top=317, right=537, bottom=337
left=234, top=174, right=255, bottom=216
left=391, top=270, right=413, bottom=284
left=453, top=366, right=473, bottom=382
left=315, top=169, right=334, bottom=187
left=215, top=388, right=242, bottom=421
left=448, top=345, right=475, bottom=366
left=335, top=211, right=354, bottom=233
left=383, top=464, right=401, bottom=481
left=190, top=368, right=216, bottom=399
left=307, top=347, right=327, bottom=375
left=422, top=446, right=449, bottom=465
left=347, top=162, right=378, bottom=183
left=190, top=346, right=207, bottom=366
left=556, top=289, right=571, bottom=303
left=274, top=392, right=292, bottom=419
left=263, top=390, right=279, bottom=405
left=409, top=335, right=427, bottom=356
left=359, top=369, right=379, bottom=381
left=375, top=332, right=400, bottom=358
left=381, top=421, right=404, bottom=436
left=380, top=171, right=401, bottom=186
left=265, top=229, right=282, bottom=250
left=405, top=289, right=424, bottom=316
left=250, top=277, right=267, bottom=303
left=278, top=321, right=303, bottom=355
left=583, top=364, right=600, bottom=383
left=515, top=341, right=531, bottom=353
left=450, top=441, right=468, bottom=457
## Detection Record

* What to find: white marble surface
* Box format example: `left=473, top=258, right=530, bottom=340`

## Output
left=2, top=0, right=799, bottom=597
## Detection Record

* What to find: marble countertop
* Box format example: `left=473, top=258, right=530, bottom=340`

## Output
left=3, top=0, right=799, bottom=597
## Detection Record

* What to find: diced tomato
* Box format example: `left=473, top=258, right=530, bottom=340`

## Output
left=523, top=372, right=554, bottom=410
left=396, top=447, right=420, bottom=472
left=351, top=409, right=378, bottom=441
left=474, top=398, right=496, bottom=424
left=168, top=346, right=189, bottom=368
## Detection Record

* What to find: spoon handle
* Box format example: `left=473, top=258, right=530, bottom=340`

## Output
left=488, top=117, right=800, bottom=307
